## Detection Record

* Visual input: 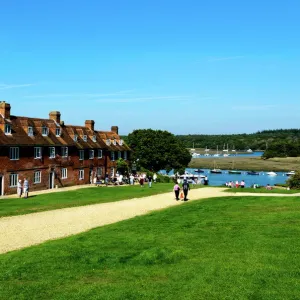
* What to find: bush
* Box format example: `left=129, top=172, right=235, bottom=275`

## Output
left=156, top=174, right=171, bottom=183
left=287, top=171, right=300, bottom=190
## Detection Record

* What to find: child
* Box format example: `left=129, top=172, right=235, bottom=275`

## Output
left=173, top=183, right=180, bottom=200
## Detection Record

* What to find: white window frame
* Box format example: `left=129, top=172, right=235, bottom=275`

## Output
left=34, top=147, right=42, bottom=159
left=92, top=135, right=96, bottom=142
left=34, top=171, right=41, bottom=184
left=61, top=168, right=67, bottom=179
left=42, top=126, right=49, bottom=136
left=79, top=169, right=84, bottom=180
left=74, top=134, right=78, bottom=142
left=124, top=151, right=127, bottom=160
left=113, top=139, right=116, bottom=145
left=61, top=147, right=68, bottom=157
left=79, top=150, right=84, bottom=160
left=49, top=147, right=55, bottom=158
left=28, top=126, right=34, bottom=136
left=89, top=150, right=94, bottom=159
left=10, top=147, right=19, bottom=160
left=83, top=135, right=87, bottom=142
left=9, top=173, right=18, bottom=187
left=106, top=139, right=111, bottom=146
left=56, top=128, right=61, bottom=137
left=5, top=124, right=11, bottom=135
left=119, top=139, right=123, bottom=146
left=98, top=149, right=102, bottom=158
left=111, top=151, right=115, bottom=161
left=97, top=167, right=102, bottom=177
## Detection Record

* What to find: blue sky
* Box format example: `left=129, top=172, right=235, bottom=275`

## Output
left=1, top=0, right=299, bottom=134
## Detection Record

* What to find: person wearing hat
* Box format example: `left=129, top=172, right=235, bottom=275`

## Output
left=182, top=179, right=190, bottom=201
left=17, top=179, right=23, bottom=198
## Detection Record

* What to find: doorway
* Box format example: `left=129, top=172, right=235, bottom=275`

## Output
left=0, top=175, right=3, bottom=196
left=49, top=172, right=55, bottom=189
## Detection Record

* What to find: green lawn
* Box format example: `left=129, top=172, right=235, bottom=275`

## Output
left=0, top=183, right=189, bottom=218
left=224, top=187, right=300, bottom=194
left=1, top=196, right=300, bottom=299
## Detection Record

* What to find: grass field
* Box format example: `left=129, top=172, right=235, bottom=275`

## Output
left=0, top=183, right=184, bottom=218
left=189, top=156, right=300, bottom=172
left=1, top=195, right=300, bottom=299
left=224, top=187, right=300, bottom=194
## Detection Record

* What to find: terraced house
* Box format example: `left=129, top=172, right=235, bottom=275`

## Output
left=0, top=101, right=130, bottom=195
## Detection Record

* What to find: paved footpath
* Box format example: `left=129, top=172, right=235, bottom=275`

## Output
left=0, top=187, right=299, bottom=254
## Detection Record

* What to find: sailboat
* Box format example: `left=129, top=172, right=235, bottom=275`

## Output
left=213, top=145, right=220, bottom=157
left=228, top=160, right=241, bottom=174
left=210, top=161, right=222, bottom=174
left=204, top=146, right=210, bottom=156
left=223, top=143, right=230, bottom=157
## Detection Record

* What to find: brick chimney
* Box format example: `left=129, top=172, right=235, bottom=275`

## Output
left=0, top=101, right=11, bottom=119
left=111, top=126, right=119, bottom=134
left=49, top=111, right=61, bottom=124
left=85, top=120, right=95, bottom=131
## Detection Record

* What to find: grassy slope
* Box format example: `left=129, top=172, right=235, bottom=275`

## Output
left=1, top=196, right=300, bottom=299
left=224, top=187, right=300, bottom=194
left=0, top=183, right=183, bottom=218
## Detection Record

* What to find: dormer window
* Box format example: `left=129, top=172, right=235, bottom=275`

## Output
left=55, top=128, right=61, bottom=137
left=119, top=139, right=123, bottom=146
left=83, top=135, right=87, bottom=142
left=92, top=135, right=96, bottom=142
left=28, top=126, right=34, bottom=136
left=5, top=124, right=11, bottom=135
left=106, top=139, right=111, bottom=146
left=42, top=126, right=49, bottom=136
left=74, top=134, right=78, bottom=142
left=113, top=139, right=116, bottom=145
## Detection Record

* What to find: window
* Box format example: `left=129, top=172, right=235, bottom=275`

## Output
left=113, top=139, right=116, bottom=145
left=111, top=151, right=115, bottom=161
left=34, top=171, right=41, bottom=184
left=110, top=167, right=115, bottom=177
left=61, top=147, right=68, bottom=157
left=92, top=135, right=96, bottom=142
left=10, top=147, right=19, bottom=160
left=79, top=150, right=84, bottom=160
left=5, top=124, right=11, bottom=135
left=98, top=149, right=102, bottom=158
left=79, top=169, right=84, bottom=180
left=106, top=139, right=111, bottom=146
left=83, top=135, right=87, bottom=142
left=42, top=126, right=49, bottom=136
left=61, top=168, right=67, bottom=179
left=97, top=167, right=102, bottom=177
left=118, top=151, right=121, bottom=159
left=74, top=134, right=78, bottom=142
left=89, top=150, right=94, bottom=159
left=119, top=139, right=123, bottom=146
left=34, top=147, right=42, bottom=159
left=28, top=126, right=34, bottom=136
left=124, top=151, right=127, bottom=160
left=49, top=147, right=55, bottom=158
left=9, top=173, right=18, bottom=187
left=56, top=128, right=61, bottom=136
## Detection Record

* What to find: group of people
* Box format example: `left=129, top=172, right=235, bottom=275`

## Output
left=17, top=178, right=29, bottom=198
left=226, top=180, right=246, bottom=188
left=173, top=179, right=190, bottom=201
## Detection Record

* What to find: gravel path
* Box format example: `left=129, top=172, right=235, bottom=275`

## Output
left=0, top=188, right=299, bottom=254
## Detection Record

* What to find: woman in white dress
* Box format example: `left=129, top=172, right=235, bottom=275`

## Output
left=17, top=180, right=23, bottom=198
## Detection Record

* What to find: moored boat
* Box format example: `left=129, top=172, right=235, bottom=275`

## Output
left=228, top=170, right=242, bottom=174
left=194, top=169, right=204, bottom=173
left=210, top=169, right=222, bottom=174
left=247, top=171, right=259, bottom=175
left=286, top=171, right=296, bottom=176
left=267, top=171, right=277, bottom=176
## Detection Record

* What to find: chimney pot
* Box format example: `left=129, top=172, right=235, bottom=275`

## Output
left=0, top=101, right=11, bottom=119
left=49, top=111, right=61, bottom=124
left=85, top=120, right=95, bottom=131
left=111, top=126, right=119, bottom=134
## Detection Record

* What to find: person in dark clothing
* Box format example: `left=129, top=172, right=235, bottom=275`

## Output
left=182, top=179, right=190, bottom=201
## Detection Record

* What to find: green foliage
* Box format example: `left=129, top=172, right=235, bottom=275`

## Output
left=156, top=174, right=171, bottom=183
left=263, top=140, right=300, bottom=159
left=287, top=171, right=300, bottom=190
left=128, top=129, right=191, bottom=172
left=116, top=158, right=129, bottom=175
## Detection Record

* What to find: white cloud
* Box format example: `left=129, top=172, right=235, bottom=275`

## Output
left=0, top=83, right=35, bottom=90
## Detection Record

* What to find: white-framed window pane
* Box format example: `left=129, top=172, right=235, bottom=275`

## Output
left=34, top=171, right=41, bottom=183
left=119, top=139, right=123, bottom=146
left=97, top=167, right=102, bottom=177
left=49, top=147, right=55, bottom=158
left=5, top=124, right=11, bottom=135
left=79, top=169, right=84, bottom=180
left=56, top=128, right=61, bottom=136
left=124, top=151, right=127, bottom=160
left=10, top=147, right=19, bottom=160
left=83, top=135, right=87, bottom=142
left=110, top=167, right=114, bottom=177
left=61, top=147, right=68, bottom=157
left=9, top=173, right=18, bottom=187
left=74, top=134, right=78, bottom=142
left=61, top=168, right=67, bottom=179
left=111, top=151, right=115, bottom=161
left=42, top=127, right=48, bottom=136
left=118, top=151, right=121, bottom=159
left=28, top=126, right=34, bottom=136
left=92, top=135, right=96, bottom=142
left=106, top=139, right=111, bottom=146
left=89, top=150, right=94, bottom=159
left=79, top=150, right=84, bottom=160
left=98, top=149, right=102, bottom=158
left=113, top=139, right=116, bottom=145
left=34, top=147, right=42, bottom=159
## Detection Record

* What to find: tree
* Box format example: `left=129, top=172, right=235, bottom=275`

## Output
left=287, top=171, right=300, bottom=190
left=128, top=129, right=191, bottom=173
left=116, top=158, right=129, bottom=175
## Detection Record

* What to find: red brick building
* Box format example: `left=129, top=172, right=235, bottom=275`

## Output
left=0, top=101, right=131, bottom=195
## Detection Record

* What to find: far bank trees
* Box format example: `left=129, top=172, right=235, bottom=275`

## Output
left=128, top=129, right=191, bottom=173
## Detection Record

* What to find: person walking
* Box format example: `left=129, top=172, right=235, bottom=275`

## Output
left=173, top=182, right=180, bottom=200
left=17, top=179, right=23, bottom=198
left=105, top=172, right=109, bottom=186
left=23, top=178, right=29, bottom=198
left=139, top=176, right=144, bottom=187
left=148, top=174, right=153, bottom=188
left=129, top=174, right=134, bottom=185
left=182, top=179, right=190, bottom=201
left=153, top=173, right=157, bottom=183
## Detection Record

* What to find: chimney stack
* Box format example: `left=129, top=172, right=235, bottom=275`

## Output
left=85, top=120, right=95, bottom=131
left=0, top=101, right=11, bottom=119
left=111, top=126, right=119, bottom=134
left=49, top=111, right=61, bottom=124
